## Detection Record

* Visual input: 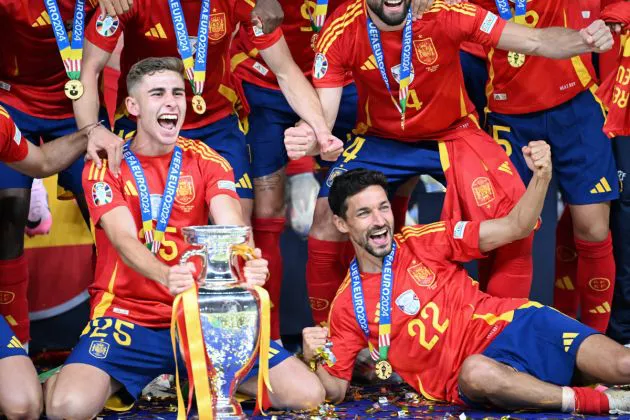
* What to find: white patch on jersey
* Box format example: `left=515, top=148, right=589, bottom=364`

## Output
left=0, top=81, right=11, bottom=92
left=218, top=180, right=236, bottom=192
left=314, top=53, right=328, bottom=79
left=480, top=11, right=498, bottom=34
left=253, top=25, right=264, bottom=37
left=253, top=62, right=269, bottom=76
left=112, top=307, right=129, bottom=315
left=92, top=182, right=113, bottom=206
left=12, top=124, right=22, bottom=146
left=494, top=93, right=508, bottom=101
left=582, top=11, right=591, bottom=19
left=453, top=221, right=469, bottom=240
left=395, top=289, right=420, bottom=316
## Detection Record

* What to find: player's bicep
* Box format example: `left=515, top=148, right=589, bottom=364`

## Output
left=209, top=195, right=245, bottom=226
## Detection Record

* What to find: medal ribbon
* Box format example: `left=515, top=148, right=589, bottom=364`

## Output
left=349, top=241, right=396, bottom=362
left=44, top=0, right=86, bottom=80
left=367, top=6, right=413, bottom=128
left=309, top=0, right=329, bottom=32
left=167, top=0, right=211, bottom=96
left=495, top=0, right=527, bottom=24
left=123, top=142, right=183, bottom=254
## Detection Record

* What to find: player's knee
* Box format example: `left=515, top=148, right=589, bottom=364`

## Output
left=614, top=351, right=630, bottom=379
left=309, top=199, right=341, bottom=240
left=254, top=195, right=286, bottom=219
left=46, top=389, right=100, bottom=420
left=273, top=374, right=325, bottom=410
left=459, top=355, right=505, bottom=397
left=572, top=213, right=610, bottom=242
left=0, top=393, right=42, bottom=420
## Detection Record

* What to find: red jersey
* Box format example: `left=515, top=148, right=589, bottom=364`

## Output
left=231, top=0, right=348, bottom=90
left=83, top=137, right=239, bottom=328
left=325, top=221, right=529, bottom=403
left=0, top=0, right=99, bottom=119
left=0, top=105, right=27, bottom=162
left=472, top=0, right=597, bottom=114
left=312, top=0, right=507, bottom=141
left=85, top=0, right=282, bottom=130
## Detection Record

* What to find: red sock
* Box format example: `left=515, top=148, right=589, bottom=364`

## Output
left=0, top=255, right=29, bottom=343
left=575, top=232, right=615, bottom=333
left=573, top=386, right=610, bottom=414
left=484, top=234, right=533, bottom=298
left=391, top=195, right=410, bottom=234
left=553, top=208, right=579, bottom=318
left=253, top=218, right=286, bottom=340
left=306, top=237, right=349, bottom=326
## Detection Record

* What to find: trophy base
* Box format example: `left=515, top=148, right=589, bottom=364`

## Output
left=214, top=397, right=246, bottom=419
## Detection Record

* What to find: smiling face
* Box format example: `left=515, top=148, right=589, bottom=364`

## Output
left=125, top=69, right=186, bottom=148
left=334, top=185, right=394, bottom=259
left=366, top=0, right=411, bottom=26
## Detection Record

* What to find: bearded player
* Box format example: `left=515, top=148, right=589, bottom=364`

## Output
left=44, top=57, right=325, bottom=419
left=284, top=0, right=613, bottom=323
left=303, top=148, right=630, bottom=416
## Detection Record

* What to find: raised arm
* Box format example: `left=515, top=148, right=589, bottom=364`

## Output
left=74, top=40, right=112, bottom=128
left=478, top=141, right=552, bottom=253
left=497, top=19, right=614, bottom=59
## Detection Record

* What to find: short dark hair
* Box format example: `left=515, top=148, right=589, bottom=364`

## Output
left=126, top=57, right=185, bottom=93
left=328, top=169, right=388, bottom=218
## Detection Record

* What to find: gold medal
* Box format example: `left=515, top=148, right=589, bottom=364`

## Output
left=64, top=79, right=84, bottom=100
left=375, top=360, right=393, bottom=380
left=507, top=51, right=526, bottom=68
left=192, top=95, right=206, bottom=115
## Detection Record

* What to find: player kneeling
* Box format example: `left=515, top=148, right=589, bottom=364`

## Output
left=44, top=57, right=324, bottom=420
left=303, top=142, right=630, bottom=415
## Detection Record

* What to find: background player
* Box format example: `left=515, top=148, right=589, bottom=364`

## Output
left=303, top=160, right=630, bottom=416
left=44, top=58, right=324, bottom=419
left=285, top=0, right=613, bottom=324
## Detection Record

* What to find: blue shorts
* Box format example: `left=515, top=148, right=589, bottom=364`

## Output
left=0, top=103, right=109, bottom=194
left=65, top=317, right=292, bottom=400
left=459, top=306, right=599, bottom=406
left=460, top=50, right=488, bottom=126
left=0, top=316, right=27, bottom=359
left=486, top=89, right=618, bottom=205
left=243, top=82, right=358, bottom=178
left=114, top=114, right=253, bottom=199
left=318, top=134, right=444, bottom=198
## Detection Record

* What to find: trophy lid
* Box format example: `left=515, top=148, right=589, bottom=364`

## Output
left=182, top=225, right=251, bottom=247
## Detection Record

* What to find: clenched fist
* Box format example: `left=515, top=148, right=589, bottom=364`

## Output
left=302, top=326, right=329, bottom=362
left=523, top=140, right=552, bottom=181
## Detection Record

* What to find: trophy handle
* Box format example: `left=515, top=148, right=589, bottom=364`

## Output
left=180, top=247, right=208, bottom=285
left=229, top=244, right=256, bottom=283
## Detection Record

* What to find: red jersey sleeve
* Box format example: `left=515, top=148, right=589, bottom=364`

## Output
left=197, top=143, right=239, bottom=205
left=234, top=0, right=283, bottom=50
left=440, top=3, right=506, bottom=47
left=82, top=160, right=127, bottom=225
left=0, top=109, right=27, bottom=163
left=323, top=292, right=366, bottom=381
left=85, top=8, right=128, bottom=53
left=311, top=8, right=351, bottom=88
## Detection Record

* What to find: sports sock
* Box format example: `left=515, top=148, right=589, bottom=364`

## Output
left=484, top=234, right=533, bottom=298
left=391, top=195, right=411, bottom=234
left=572, top=386, right=610, bottom=414
left=252, top=218, right=286, bottom=340
left=553, top=209, right=579, bottom=318
left=0, top=255, right=30, bottom=343
left=576, top=232, right=615, bottom=333
left=306, top=237, right=349, bottom=325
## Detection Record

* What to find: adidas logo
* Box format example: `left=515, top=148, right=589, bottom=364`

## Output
left=498, top=161, right=513, bottom=175
left=32, top=10, right=51, bottom=27
left=145, top=23, right=167, bottom=39
left=7, top=335, right=23, bottom=350
left=589, top=301, right=611, bottom=314
left=554, top=276, right=575, bottom=291
left=590, top=177, right=612, bottom=194
left=236, top=174, right=252, bottom=189
left=124, top=181, right=138, bottom=196
left=563, top=332, right=579, bottom=352
left=361, top=55, right=377, bottom=71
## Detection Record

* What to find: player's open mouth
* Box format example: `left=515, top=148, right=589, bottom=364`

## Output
left=157, top=114, right=178, bottom=130
left=383, top=0, right=404, bottom=10
left=369, top=227, right=390, bottom=247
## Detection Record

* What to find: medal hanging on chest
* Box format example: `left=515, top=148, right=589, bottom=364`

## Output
left=496, top=0, right=528, bottom=68
left=45, top=0, right=86, bottom=100
left=167, top=0, right=211, bottom=114
left=350, top=242, right=397, bottom=380
left=123, top=142, right=183, bottom=253
left=366, top=7, right=413, bottom=130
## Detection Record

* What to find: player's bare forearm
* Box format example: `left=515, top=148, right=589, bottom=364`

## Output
left=260, top=38, right=330, bottom=133
left=314, top=366, right=348, bottom=404
left=100, top=207, right=169, bottom=285
left=316, top=87, right=343, bottom=131
left=74, top=40, right=112, bottom=128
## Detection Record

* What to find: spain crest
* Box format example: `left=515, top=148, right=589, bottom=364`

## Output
left=413, top=38, right=438, bottom=66
left=0, top=291, right=15, bottom=304
left=471, top=177, right=496, bottom=207
left=407, top=261, right=436, bottom=288
left=309, top=297, right=330, bottom=311
left=209, top=13, right=227, bottom=41
left=89, top=340, right=110, bottom=359
left=176, top=175, right=196, bottom=206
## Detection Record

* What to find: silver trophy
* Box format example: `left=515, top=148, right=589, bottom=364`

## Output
left=179, top=225, right=262, bottom=419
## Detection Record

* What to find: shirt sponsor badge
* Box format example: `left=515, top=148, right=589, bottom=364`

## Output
left=480, top=11, right=498, bottom=34
left=395, top=289, right=420, bottom=316
left=453, top=221, right=469, bottom=239
left=96, top=14, right=120, bottom=37
left=218, top=180, right=236, bottom=192
left=92, top=182, right=113, bottom=206
left=314, top=53, right=328, bottom=79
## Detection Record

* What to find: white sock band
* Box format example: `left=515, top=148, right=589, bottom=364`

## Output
left=561, top=387, right=576, bottom=413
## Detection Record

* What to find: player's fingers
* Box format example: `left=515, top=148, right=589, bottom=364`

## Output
left=88, top=146, right=103, bottom=169
left=99, top=1, right=116, bottom=16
